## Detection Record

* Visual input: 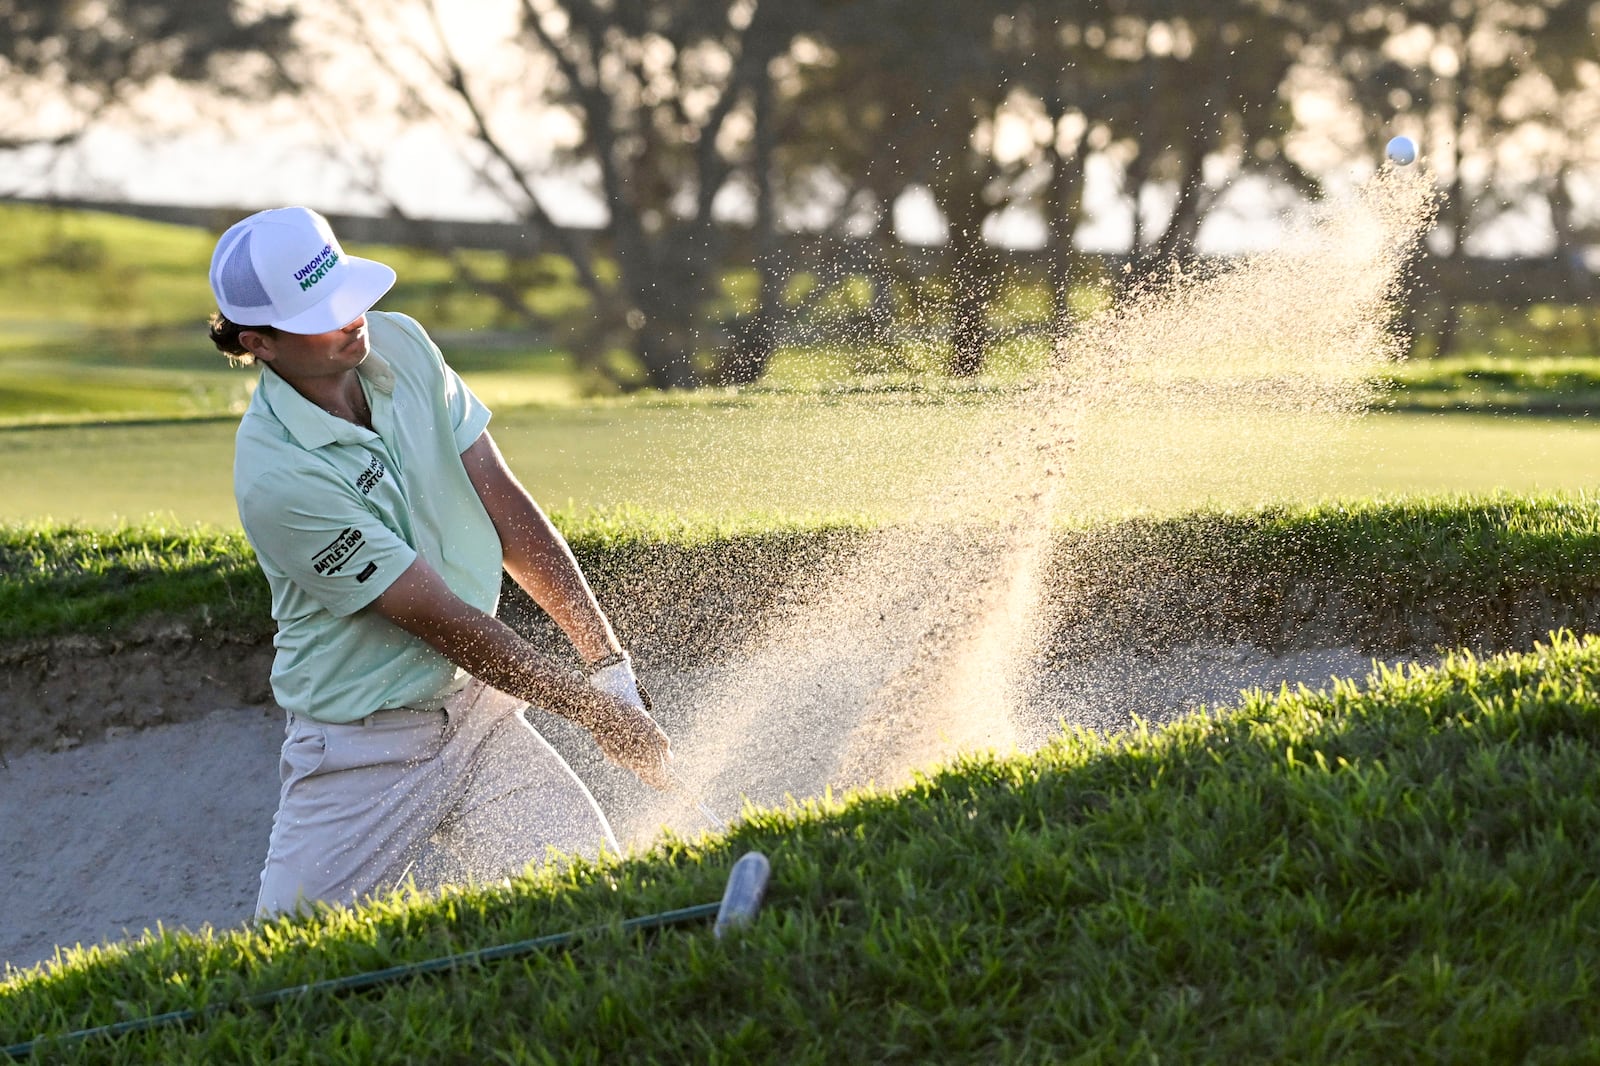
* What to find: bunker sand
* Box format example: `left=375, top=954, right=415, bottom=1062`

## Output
left=2, top=642, right=1397, bottom=977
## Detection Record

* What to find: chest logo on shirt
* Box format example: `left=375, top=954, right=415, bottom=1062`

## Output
left=313, top=527, right=366, bottom=576
left=356, top=455, right=386, bottom=496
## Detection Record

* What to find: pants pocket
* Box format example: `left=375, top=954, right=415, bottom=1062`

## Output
left=318, top=712, right=449, bottom=775
left=279, top=723, right=328, bottom=787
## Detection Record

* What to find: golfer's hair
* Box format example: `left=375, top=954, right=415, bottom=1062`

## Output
left=207, top=311, right=275, bottom=366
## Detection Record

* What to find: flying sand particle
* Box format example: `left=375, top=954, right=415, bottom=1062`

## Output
left=614, top=169, right=1439, bottom=841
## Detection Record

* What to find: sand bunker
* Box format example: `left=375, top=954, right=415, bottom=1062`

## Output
left=1, top=640, right=1399, bottom=976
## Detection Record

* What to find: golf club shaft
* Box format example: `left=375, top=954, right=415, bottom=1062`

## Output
left=668, top=768, right=728, bottom=829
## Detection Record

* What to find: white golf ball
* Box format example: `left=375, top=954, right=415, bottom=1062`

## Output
left=1385, top=135, right=1417, bottom=166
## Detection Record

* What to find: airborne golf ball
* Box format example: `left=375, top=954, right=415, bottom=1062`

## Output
left=1385, top=135, right=1417, bottom=166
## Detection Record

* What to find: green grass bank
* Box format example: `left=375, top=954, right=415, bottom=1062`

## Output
left=5, top=631, right=1599, bottom=1061
left=7, top=493, right=1600, bottom=657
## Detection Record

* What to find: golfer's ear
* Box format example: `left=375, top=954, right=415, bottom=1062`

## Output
left=240, top=330, right=276, bottom=362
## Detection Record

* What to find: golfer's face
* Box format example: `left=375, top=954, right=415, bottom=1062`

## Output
left=263, top=316, right=371, bottom=376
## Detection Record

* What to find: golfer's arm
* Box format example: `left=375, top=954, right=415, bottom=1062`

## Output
left=459, top=430, right=622, bottom=664
left=368, top=557, right=606, bottom=728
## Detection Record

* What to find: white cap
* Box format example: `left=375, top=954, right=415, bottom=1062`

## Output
left=208, top=206, right=396, bottom=334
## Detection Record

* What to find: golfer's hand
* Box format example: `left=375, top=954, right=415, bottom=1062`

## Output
left=587, top=692, right=673, bottom=791
left=590, top=653, right=653, bottom=713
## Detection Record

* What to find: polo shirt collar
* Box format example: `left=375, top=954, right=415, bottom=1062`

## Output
left=257, top=352, right=397, bottom=451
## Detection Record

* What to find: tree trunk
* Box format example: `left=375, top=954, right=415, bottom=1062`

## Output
left=1548, top=167, right=1600, bottom=353
left=1149, top=148, right=1207, bottom=269
left=1041, top=117, right=1088, bottom=344
left=1430, top=168, right=1470, bottom=358
left=865, top=252, right=899, bottom=350
left=636, top=315, right=704, bottom=390
left=715, top=71, right=779, bottom=386
left=947, top=216, right=998, bottom=377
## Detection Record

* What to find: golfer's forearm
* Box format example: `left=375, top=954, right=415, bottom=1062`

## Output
left=462, top=430, right=621, bottom=663
left=424, top=612, right=605, bottom=728
left=370, top=555, right=612, bottom=722
left=501, top=510, right=621, bottom=663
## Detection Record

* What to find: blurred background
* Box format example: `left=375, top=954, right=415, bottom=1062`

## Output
left=4, top=0, right=1600, bottom=535
left=3, top=0, right=1597, bottom=402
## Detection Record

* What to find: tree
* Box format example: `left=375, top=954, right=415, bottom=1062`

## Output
left=787, top=0, right=1310, bottom=374
left=996, top=1, right=1310, bottom=290
left=1110, top=3, right=1308, bottom=272
left=1299, top=0, right=1580, bottom=355
left=296, top=0, right=1598, bottom=387
left=320, top=0, right=820, bottom=390
left=782, top=0, right=1023, bottom=376
left=1516, top=0, right=1600, bottom=351
left=0, top=0, right=295, bottom=151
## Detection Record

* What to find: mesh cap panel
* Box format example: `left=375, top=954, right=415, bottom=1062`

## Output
left=218, top=230, right=272, bottom=313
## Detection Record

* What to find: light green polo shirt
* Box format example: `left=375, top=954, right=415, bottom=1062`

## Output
left=234, top=311, right=500, bottom=723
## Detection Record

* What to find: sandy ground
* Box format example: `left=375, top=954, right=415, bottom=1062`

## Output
left=0, top=641, right=1394, bottom=978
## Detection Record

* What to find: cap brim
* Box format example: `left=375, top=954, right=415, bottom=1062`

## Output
left=271, top=257, right=397, bottom=334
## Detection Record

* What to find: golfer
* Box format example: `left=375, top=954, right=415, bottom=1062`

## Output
left=205, top=206, right=671, bottom=916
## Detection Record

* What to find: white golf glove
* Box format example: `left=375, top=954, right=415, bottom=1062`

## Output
left=585, top=650, right=671, bottom=790
left=589, top=650, right=651, bottom=713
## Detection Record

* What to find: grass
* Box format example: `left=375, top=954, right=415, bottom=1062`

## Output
left=0, top=387, right=1009, bottom=528
left=8, top=326, right=1600, bottom=428
left=8, top=493, right=1600, bottom=654
left=7, top=204, right=1600, bottom=1059
left=5, top=395, right=1600, bottom=529
left=0, top=521, right=267, bottom=644
left=5, top=630, right=1600, bottom=1061
left=1381, top=354, right=1600, bottom=413
left=1047, top=492, right=1600, bottom=659
left=0, top=203, right=570, bottom=341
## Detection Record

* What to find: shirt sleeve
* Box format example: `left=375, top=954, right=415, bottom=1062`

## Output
left=238, top=464, right=418, bottom=618
left=389, top=312, right=491, bottom=454
left=444, top=359, right=491, bottom=454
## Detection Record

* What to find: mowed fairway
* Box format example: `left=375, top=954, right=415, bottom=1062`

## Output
left=1, top=396, right=1598, bottom=527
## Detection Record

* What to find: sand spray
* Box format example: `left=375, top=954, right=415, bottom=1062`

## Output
left=624, top=167, right=1438, bottom=843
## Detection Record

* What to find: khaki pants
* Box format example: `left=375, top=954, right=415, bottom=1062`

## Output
left=257, top=681, right=617, bottom=916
